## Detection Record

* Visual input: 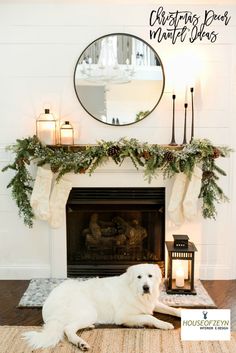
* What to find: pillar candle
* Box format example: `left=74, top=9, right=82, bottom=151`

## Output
left=176, top=267, right=185, bottom=287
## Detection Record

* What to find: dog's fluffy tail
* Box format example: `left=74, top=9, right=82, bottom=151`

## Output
left=22, top=320, right=64, bottom=349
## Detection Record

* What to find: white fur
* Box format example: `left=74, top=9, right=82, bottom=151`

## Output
left=23, top=264, right=181, bottom=351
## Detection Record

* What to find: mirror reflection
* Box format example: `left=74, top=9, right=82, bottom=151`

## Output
left=74, top=34, right=165, bottom=126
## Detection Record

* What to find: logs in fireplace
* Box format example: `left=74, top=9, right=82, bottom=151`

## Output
left=66, top=187, right=165, bottom=277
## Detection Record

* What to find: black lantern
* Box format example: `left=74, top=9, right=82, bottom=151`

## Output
left=165, top=238, right=197, bottom=295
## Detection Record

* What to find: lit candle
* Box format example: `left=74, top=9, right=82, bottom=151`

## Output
left=36, top=109, right=57, bottom=145
left=40, top=122, right=55, bottom=145
left=61, top=130, right=73, bottom=145
left=176, top=266, right=185, bottom=288
left=60, top=121, right=74, bottom=145
left=185, top=85, right=188, bottom=103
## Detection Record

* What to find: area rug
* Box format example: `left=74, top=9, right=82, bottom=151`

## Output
left=18, top=278, right=216, bottom=308
left=0, top=326, right=235, bottom=353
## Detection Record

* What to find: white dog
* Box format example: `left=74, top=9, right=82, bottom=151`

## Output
left=23, top=264, right=181, bottom=351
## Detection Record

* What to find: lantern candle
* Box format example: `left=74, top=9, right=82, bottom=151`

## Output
left=40, top=122, right=55, bottom=145
left=36, top=109, right=57, bottom=145
left=176, top=266, right=185, bottom=287
left=60, top=121, right=74, bottom=145
left=165, top=239, right=197, bottom=295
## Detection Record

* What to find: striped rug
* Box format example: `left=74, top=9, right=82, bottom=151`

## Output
left=0, top=326, right=235, bottom=353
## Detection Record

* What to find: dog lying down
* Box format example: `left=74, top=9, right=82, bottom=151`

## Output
left=23, top=263, right=181, bottom=351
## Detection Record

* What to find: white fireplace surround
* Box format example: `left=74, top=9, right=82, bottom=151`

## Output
left=51, top=164, right=169, bottom=278
left=49, top=160, right=228, bottom=280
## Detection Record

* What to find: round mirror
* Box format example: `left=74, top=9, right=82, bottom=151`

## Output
left=73, top=33, right=165, bottom=126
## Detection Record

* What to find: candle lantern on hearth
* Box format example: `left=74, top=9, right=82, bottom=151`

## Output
left=165, top=235, right=197, bottom=295
left=36, top=108, right=57, bottom=145
left=60, top=121, right=74, bottom=145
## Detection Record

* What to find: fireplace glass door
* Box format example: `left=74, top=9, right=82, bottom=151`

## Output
left=66, top=187, right=165, bottom=277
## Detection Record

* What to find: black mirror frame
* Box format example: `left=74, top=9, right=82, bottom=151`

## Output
left=73, top=33, right=165, bottom=127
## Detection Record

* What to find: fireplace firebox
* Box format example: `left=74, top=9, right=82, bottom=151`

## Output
left=66, top=187, right=165, bottom=277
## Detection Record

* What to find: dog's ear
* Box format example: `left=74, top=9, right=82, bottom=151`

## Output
left=126, top=265, right=132, bottom=277
left=154, top=264, right=162, bottom=281
left=126, top=266, right=135, bottom=284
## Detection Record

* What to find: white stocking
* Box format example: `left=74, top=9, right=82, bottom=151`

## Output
left=183, top=166, right=202, bottom=221
left=168, top=173, right=188, bottom=226
left=48, top=176, right=72, bottom=228
left=30, top=166, right=53, bottom=221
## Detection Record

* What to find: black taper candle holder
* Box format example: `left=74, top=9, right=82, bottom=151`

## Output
left=190, top=87, right=194, bottom=143
left=182, top=103, right=188, bottom=145
left=169, top=94, right=178, bottom=146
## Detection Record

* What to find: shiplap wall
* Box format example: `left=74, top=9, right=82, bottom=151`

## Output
left=0, top=1, right=236, bottom=279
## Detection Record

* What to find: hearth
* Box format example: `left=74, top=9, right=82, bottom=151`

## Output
left=66, top=187, right=165, bottom=277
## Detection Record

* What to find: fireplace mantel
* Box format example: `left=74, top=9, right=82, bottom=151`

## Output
left=47, top=144, right=183, bottom=151
left=2, top=136, right=230, bottom=228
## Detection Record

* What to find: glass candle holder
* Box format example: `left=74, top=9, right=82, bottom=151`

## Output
left=36, top=109, right=57, bottom=145
left=60, top=121, right=74, bottom=145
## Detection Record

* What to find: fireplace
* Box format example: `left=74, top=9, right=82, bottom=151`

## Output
left=66, top=187, right=165, bottom=277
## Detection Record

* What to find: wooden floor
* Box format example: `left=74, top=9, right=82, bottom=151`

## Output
left=0, top=280, right=235, bottom=331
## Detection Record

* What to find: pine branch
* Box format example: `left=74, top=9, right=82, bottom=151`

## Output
left=213, top=163, right=227, bottom=176
left=1, top=136, right=232, bottom=227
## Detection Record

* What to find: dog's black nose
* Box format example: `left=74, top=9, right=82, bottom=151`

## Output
left=143, top=284, right=150, bottom=293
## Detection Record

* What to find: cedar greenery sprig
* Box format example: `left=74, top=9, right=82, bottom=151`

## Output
left=2, top=135, right=232, bottom=227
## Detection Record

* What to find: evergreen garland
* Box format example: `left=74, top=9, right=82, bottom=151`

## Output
left=2, top=135, right=232, bottom=227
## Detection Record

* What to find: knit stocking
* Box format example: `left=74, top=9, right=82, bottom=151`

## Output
left=183, top=166, right=202, bottom=221
left=30, top=166, right=53, bottom=221
left=168, top=173, right=188, bottom=226
left=48, top=176, right=72, bottom=228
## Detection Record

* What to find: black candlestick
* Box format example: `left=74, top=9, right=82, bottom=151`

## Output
left=190, top=87, right=194, bottom=143
left=182, top=103, right=188, bottom=145
left=169, top=94, right=178, bottom=146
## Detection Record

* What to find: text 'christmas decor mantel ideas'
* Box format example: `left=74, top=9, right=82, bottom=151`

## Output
left=2, top=136, right=232, bottom=228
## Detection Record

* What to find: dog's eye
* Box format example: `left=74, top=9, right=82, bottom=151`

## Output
left=137, top=275, right=142, bottom=279
left=148, top=274, right=153, bottom=278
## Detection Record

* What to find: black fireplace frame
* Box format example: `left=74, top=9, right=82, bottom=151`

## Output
left=66, top=187, right=165, bottom=277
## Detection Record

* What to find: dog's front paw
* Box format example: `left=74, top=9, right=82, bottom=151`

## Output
left=78, top=340, right=90, bottom=351
left=160, top=322, right=174, bottom=330
left=174, top=308, right=182, bottom=318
